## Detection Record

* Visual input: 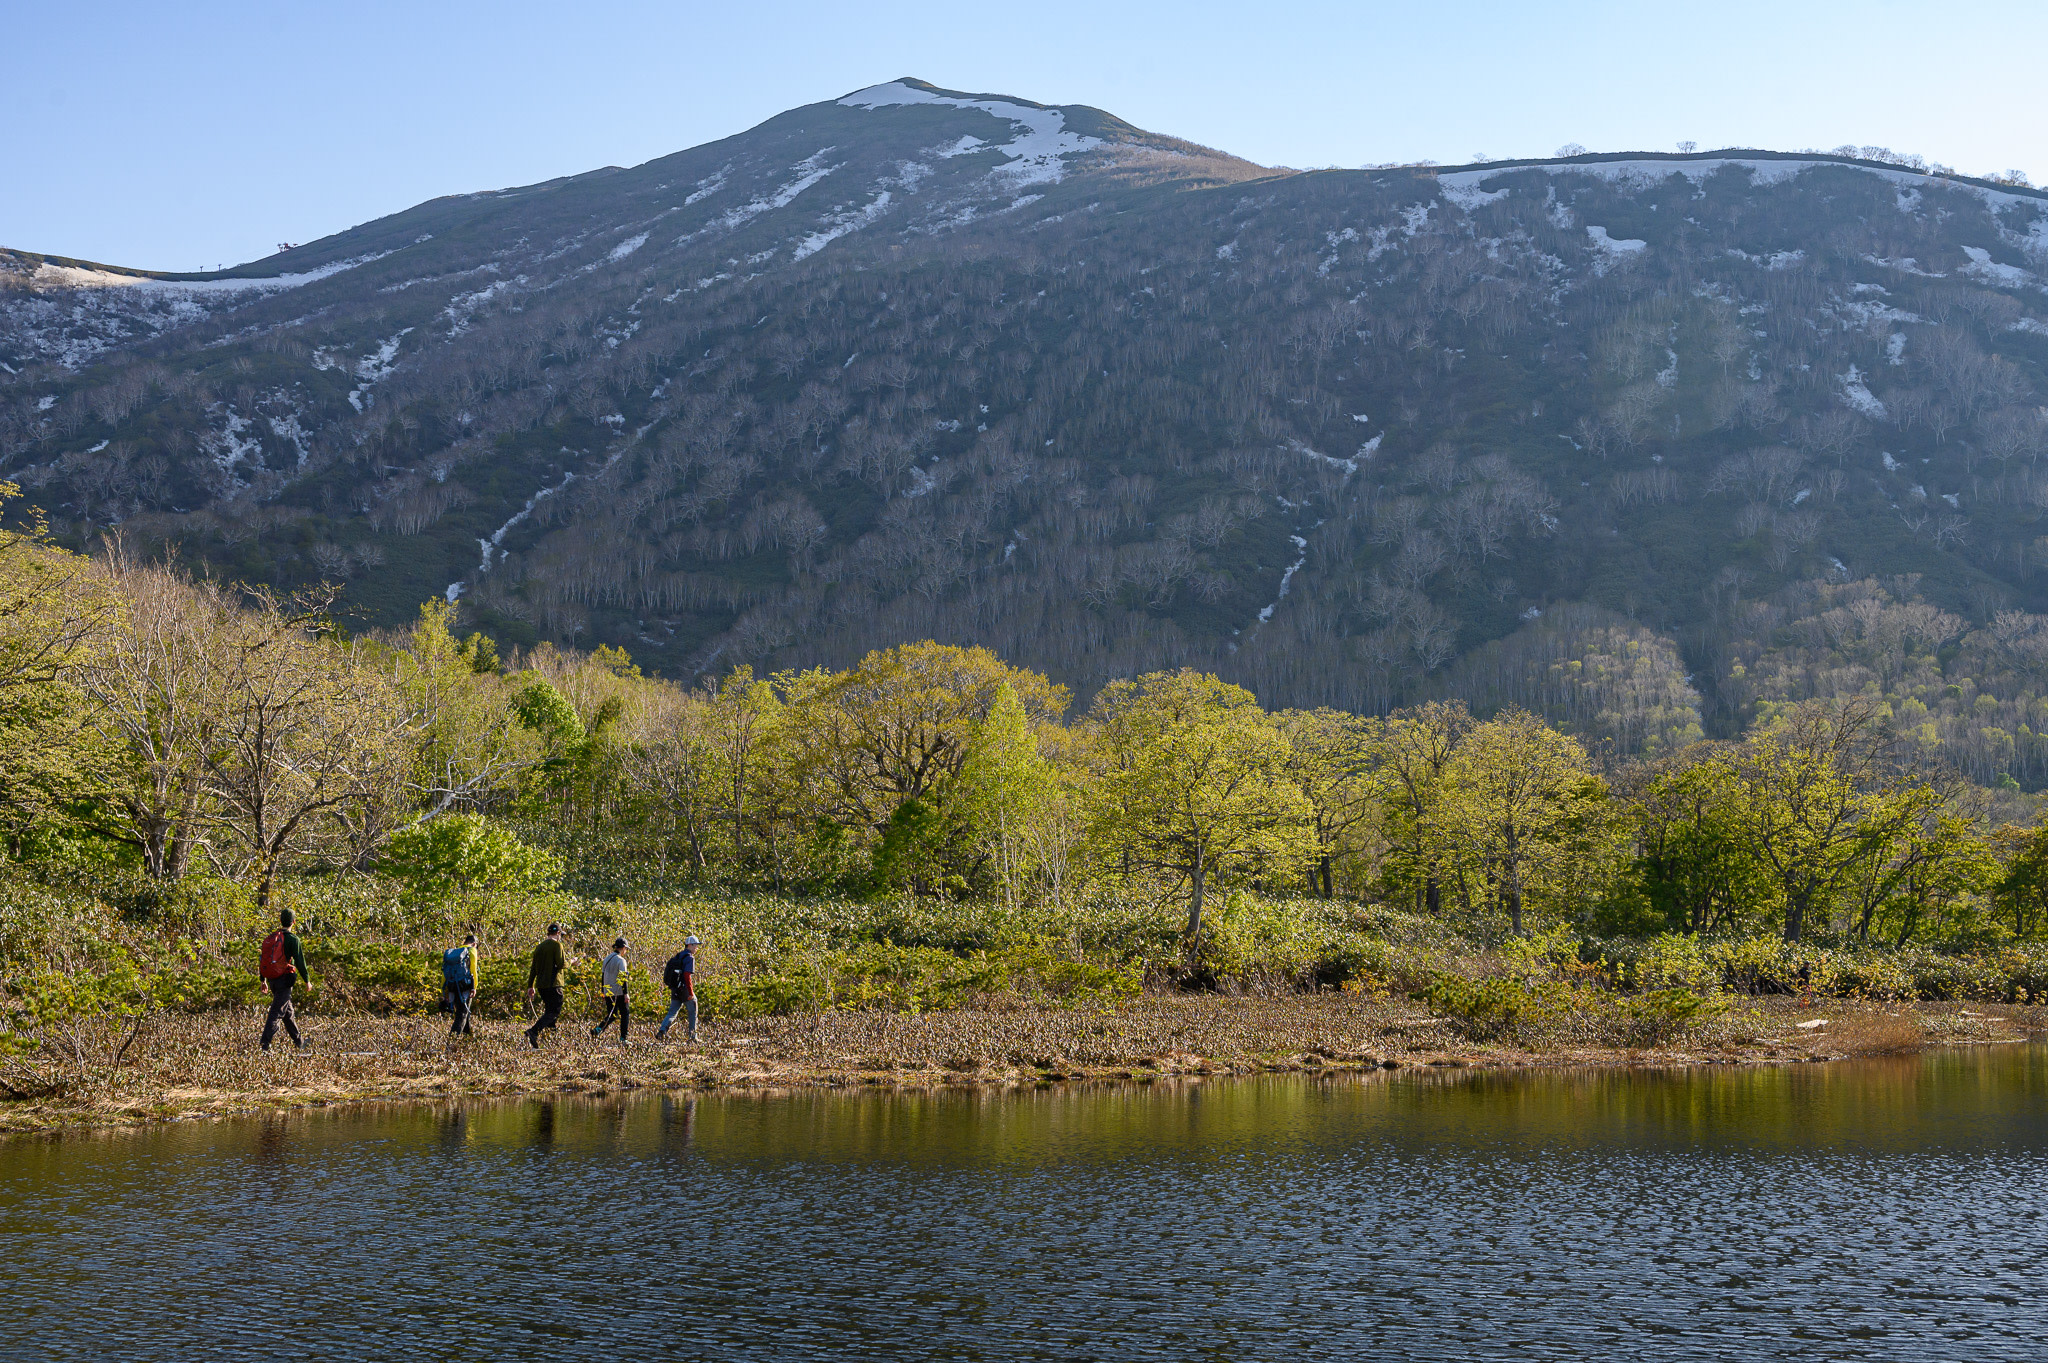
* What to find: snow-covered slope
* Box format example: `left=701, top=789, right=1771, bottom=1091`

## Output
left=5, top=83, right=2048, bottom=727
left=1, top=78, right=1255, bottom=372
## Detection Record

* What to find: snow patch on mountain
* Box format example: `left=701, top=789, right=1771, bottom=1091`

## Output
left=443, top=277, right=516, bottom=335
left=1586, top=225, right=1646, bottom=255
left=702, top=150, right=844, bottom=238
left=1585, top=226, right=1646, bottom=273
left=202, top=408, right=262, bottom=485
left=1438, top=158, right=2048, bottom=216
left=31, top=251, right=391, bottom=296
left=1286, top=438, right=1361, bottom=477
left=683, top=167, right=728, bottom=205
left=1439, top=180, right=1509, bottom=212
left=346, top=329, right=412, bottom=410
left=446, top=470, right=577, bottom=601
left=4, top=251, right=401, bottom=369
left=1838, top=297, right=1923, bottom=327
left=1255, top=535, right=1311, bottom=626
left=838, top=81, right=1102, bottom=187
left=1839, top=365, right=1887, bottom=419
left=608, top=233, right=649, bottom=262
left=1863, top=254, right=1947, bottom=278
left=1961, top=246, right=2038, bottom=290
left=793, top=191, right=895, bottom=261
left=267, top=409, right=311, bottom=469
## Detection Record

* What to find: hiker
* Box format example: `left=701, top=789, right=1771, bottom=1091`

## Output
left=1795, top=961, right=1814, bottom=1008
left=259, top=908, right=311, bottom=1052
left=657, top=935, right=700, bottom=1041
left=524, top=923, right=568, bottom=1049
left=443, top=932, right=479, bottom=1037
left=590, top=938, right=633, bottom=1043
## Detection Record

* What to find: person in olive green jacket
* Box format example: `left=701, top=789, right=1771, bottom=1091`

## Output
left=524, top=923, right=569, bottom=1049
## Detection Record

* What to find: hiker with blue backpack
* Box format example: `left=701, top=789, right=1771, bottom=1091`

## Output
left=443, top=932, right=479, bottom=1037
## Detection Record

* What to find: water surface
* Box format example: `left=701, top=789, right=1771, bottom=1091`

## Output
left=5, top=1047, right=2046, bottom=1359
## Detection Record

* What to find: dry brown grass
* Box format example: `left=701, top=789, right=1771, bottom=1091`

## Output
left=2, top=994, right=2040, bottom=1132
left=1819, top=1013, right=1928, bottom=1057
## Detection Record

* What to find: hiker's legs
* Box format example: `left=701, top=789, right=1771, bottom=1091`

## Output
left=658, top=992, right=684, bottom=1037
left=685, top=994, right=697, bottom=1040
left=617, top=992, right=630, bottom=1041
left=526, top=987, right=563, bottom=1044
left=261, top=977, right=299, bottom=1049
left=589, top=994, right=615, bottom=1037
left=451, top=987, right=473, bottom=1035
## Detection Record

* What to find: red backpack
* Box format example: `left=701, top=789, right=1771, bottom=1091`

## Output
left=260, top=930, right=292, bottom=980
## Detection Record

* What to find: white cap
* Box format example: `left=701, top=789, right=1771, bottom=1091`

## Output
left=684, top=935, right=700, bottom=946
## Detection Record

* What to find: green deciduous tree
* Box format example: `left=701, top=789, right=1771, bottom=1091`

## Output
left=1625, top=748, right=1780, bottom=934
left=1084, top=670, right=1314, bottom=940
left=1438, top=708, right=1610, bottom=935
left=1717, top=696, right=1951, bottom=942
left=1367, top=700, right=1472, bottom=915
left=1280, top=707, right=1382, bottom=898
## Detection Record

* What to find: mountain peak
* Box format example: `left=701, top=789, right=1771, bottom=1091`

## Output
left=11, top=80, right=2047, bottom=760
left=838, top=78, right=1055, bottom=112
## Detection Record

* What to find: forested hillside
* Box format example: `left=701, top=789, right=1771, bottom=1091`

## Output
left=6, top=80, right=2048, bottom=782
left=5, top=515, right=2044, bottom=954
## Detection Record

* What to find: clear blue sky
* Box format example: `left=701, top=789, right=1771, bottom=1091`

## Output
left=7, top=0, right=2043, bottom=271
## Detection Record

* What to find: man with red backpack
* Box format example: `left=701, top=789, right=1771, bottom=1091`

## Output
left=259, top=908, right=311, bottom=1052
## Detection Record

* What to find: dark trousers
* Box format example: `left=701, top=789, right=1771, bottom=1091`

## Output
left=526, top=987, right=564, bottom=1043
left=591, top=990, right=630, bottom=1041
left=261, top=975, right=301, bottom=1049
left=446, top=987, right=474, bottom=1035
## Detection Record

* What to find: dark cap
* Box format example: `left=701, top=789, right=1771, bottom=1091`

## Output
left=613, top=937, right=629, bottom=950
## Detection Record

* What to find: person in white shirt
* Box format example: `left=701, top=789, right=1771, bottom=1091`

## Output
left=589, top=937, right=633, bottom=1043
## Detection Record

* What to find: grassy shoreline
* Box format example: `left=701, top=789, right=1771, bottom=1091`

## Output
left=3, top=994, right=2040, bottom=1135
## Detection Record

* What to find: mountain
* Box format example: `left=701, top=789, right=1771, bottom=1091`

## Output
left=6, top=80, right=2048, bottom=775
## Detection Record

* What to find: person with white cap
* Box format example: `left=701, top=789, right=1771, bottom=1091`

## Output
left=657, top=936, right=701, bottom=1041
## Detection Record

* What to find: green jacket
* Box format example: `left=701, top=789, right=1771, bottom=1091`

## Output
left=526, top=938, right=567, bottom=992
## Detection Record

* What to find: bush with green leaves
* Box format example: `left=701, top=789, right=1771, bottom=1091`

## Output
left=694, top=940, right=1139, bottom=1022
left=380, top=814, right=565, bottom=902
left=1609, top=988, right=1729, bottom=1046
left=1423, top=975, right=1578, bottom=1043
left=0, top=944, right=199, bottom=1092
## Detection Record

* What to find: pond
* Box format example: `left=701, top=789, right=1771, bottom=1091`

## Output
left=4, top=1046, right=2046, bottom=1359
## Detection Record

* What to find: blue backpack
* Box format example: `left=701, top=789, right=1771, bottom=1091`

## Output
left=442, top=946, right=474, bottom=990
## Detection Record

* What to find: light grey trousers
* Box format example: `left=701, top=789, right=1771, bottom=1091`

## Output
left=658, top=992, right=697, bottom=1038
